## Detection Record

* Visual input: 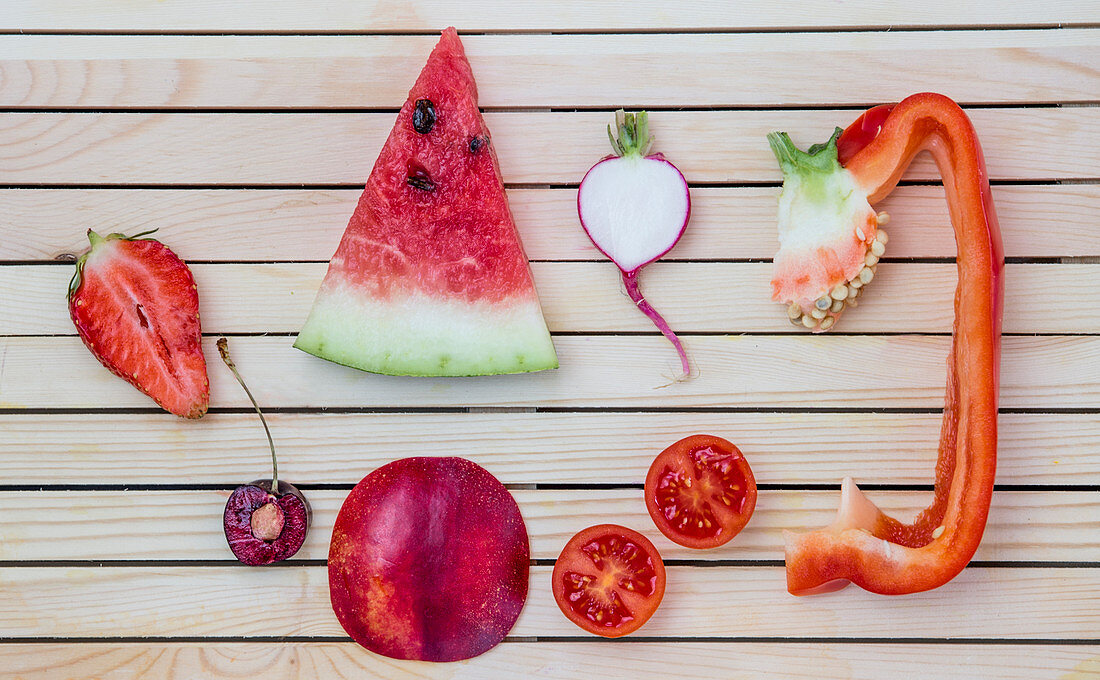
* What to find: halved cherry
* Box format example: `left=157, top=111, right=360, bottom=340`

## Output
left=551, top=524, right=665, bottom=637
left=644, top=434, right=757, bottom=549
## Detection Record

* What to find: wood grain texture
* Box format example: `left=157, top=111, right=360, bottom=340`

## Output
left=3, top=642, right=1097, bottom=680
left=0, top=566, right=1094, bottom=638
left=0, top=335, right=1096, bottom=410
left=0, top=109, right=1095, bottom=184
left=0, top=411, right=1092, bottom=486
left=7, top=262, right=1100, bottom=335
left=6, top=0, right=1099, bottom=31
left=3, top=185, right=1100, bottom=262
left=3, top=31, right=1097, bottom=107
left=0, top=489, right=1091, bottom=562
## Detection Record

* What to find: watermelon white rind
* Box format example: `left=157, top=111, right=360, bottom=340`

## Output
left=294, top=283, right=556, bottom=376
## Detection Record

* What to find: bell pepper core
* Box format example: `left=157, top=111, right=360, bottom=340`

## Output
left=781, top=93, right=1005, bottom=596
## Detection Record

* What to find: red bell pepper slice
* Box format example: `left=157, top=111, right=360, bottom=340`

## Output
left=783, top=93, right=1005, bottom=595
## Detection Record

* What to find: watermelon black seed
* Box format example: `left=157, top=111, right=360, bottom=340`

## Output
left=406, top=161, right=436, bottom=191
left=407, top=173, right=436, bottom=191
left=413, top=99, right=436, bottom=134
left=469, top=135, right=488, bottom=153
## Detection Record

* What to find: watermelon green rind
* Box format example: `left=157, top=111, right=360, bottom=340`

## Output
left=295, top=27, right=557, bottom=377
left=293, top=283, right=557, bottom=376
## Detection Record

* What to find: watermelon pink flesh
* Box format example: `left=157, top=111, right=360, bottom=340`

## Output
left=295, top=28, right=557, bottom=376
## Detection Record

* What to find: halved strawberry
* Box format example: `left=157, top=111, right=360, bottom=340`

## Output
left=68, top=230, right=209, bottom=418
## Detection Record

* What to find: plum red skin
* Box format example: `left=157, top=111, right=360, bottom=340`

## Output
left=223, top=479, right=311, bottom=566
left=329, top=456, right=529, bottom=662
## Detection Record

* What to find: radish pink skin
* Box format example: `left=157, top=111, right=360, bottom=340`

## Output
left=577, top=152, right=691, bottom=275
left=328, top=457, right=529, bottom=662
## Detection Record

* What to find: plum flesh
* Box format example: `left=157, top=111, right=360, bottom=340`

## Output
left=224, top=479, right=311, bottom=566
left=329, top=456, right=529, bottom=662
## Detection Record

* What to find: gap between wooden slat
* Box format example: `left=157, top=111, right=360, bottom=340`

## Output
left=0, top=636, right=1092, bottom=643
left=1, top=641, right=1097, bottom=680
left=0, top=104, right=1088, bottom=113
left=4, top=0, right=1099, bottom=31
left=4, top=25, right=1100, bottom=34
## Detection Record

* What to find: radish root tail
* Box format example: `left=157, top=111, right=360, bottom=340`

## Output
left=622, top=270, right=691, bottom=380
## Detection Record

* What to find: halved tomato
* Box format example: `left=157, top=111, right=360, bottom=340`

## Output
left=551, top=524, right=666, bottom=637
left=644, top=434, right=757, bottom=549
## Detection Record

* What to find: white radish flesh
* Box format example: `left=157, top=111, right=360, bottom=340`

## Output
left=578, top=156, right=690, bottom=272
left=577, top=110, right=692, bottom=377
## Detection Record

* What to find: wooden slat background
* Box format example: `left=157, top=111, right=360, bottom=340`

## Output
left=1, top=2, right=1098, bottom=678
left=1, top=110, right=1096, bottom=184
left=2, top=32, right=1097, bottom=107
left=5, top=1, right=1099, bottom=31
left=3, top=185, right=1100, bottom=261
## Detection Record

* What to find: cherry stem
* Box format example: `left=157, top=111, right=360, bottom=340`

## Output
left=217, top=337, right=278, bottom=492
left=621, top=270, right=690, bottom=378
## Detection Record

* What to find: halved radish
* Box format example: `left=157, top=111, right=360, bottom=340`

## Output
left=578, top=110, right=692, bottom=377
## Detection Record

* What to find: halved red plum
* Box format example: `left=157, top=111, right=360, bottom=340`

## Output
left=329, top=457, right=529, bottom=662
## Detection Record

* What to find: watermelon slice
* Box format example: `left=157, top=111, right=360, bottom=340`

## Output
left=295, top=28, right=558, bottom=376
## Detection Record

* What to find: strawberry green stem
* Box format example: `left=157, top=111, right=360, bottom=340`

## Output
left=70, top=229, right=164, bottom=299
left=217, top=337, right=278, bottom=491
left=607, top=109, right=655, bottom=158
left=622, top=270, right=690, bottom=378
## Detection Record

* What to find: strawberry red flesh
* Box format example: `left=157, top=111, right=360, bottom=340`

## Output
left=68, top=230, right=209, bottom=418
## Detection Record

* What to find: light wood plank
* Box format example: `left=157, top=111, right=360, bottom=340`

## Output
left=0, top=335, right=1094, bottom=409
left=3, top=642, right=1097, bottom=680
left=6, top=262, right=1099, bottom=335
left=6, top=0, right=1098, bottom=30
left=3, top=185, right=1100, bottom=262
left=0, top=412, right=1094, bottom=486
left=0, top=566, right=1093, bottom=638
left=0, top=109, right=1094, bottom=184
left=0, top=489, right=1091, bottom=562
left=3, top=32, right=1097, bottom=107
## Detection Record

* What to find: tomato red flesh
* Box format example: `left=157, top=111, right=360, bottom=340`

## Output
left=580, top=534, right=659, bottom=595
left=561, top=533, right=660, bottom=629
left=562, top=572, right=633, bottom=629
left=654, top=465, right=721, bottom=540
left=692, top=444, right=750, bottom=510
left=645, top=435, right=757, bottom=549
left=552, top=525, right=666, bottom=637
